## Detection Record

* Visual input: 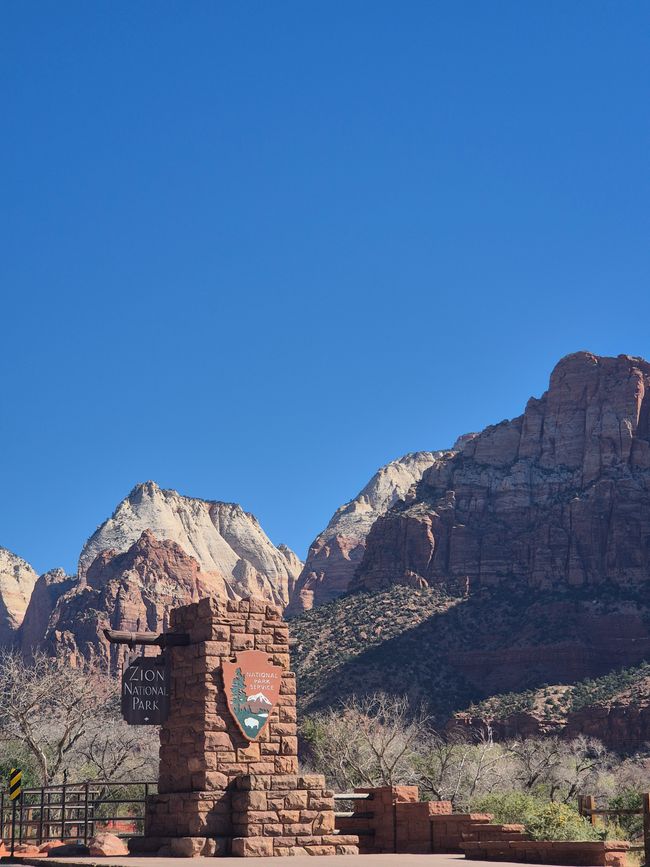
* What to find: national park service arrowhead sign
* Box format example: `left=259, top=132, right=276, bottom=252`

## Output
left=223, top=650, right=282, bottom=740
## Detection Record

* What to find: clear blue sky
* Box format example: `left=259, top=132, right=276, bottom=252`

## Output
left=1, top=2, right=649, bottom=575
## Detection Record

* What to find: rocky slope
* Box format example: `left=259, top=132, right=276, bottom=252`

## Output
left=0, top=547, right=38, bottom=645
left=29, top=530, right=213, bottom=670
left=288, top=451, right=445, bottom=613
left=290, top=580, right=650, bottom=742
left=290, top=584, right=465, bottom=714
left=453, top=662, right=650, bottom=752
left=80, top=481, right=301, bottom=607
left=354, top=352, right=650, bottom=595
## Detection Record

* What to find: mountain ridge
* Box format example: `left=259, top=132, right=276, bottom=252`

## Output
left=288, top=450, right=446, bottom=613
left=354, top=351, right=650, bottom=595
left=79, top=480, right=302, bottom=606
left=4, top=349, right=650, bottom=751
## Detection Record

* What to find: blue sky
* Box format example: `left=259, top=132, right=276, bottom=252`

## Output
left=1, top=2, right=649, bottom=575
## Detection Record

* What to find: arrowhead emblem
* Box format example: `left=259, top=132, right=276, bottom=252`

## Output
left=222, top=650, right=282, bottom=741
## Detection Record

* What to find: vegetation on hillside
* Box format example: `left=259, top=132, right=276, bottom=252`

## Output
left=290, top=582, right=650, bottom=726
left=570, top=663, right=650, bottom=711
left=290, top=586, right=469, bottom=709
left=462, top=661, right=650, bottom=726
left=302, top=692, right=650, bottom=844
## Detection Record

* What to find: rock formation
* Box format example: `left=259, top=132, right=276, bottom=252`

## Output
left=18, top=568, right=75, bottom=655
left=34, top=530, right=213, bottom=670
left=451, top=663, right=650, bottom=752
left=79, top=481, right=301, bottom=607
left=562, top=691, right=650, bottom=751
left=290, top=578, right=650, bottom=738
left=0, top=547, right=38, bottom=646
left=355, top=352, right=650, bottom=594
left=290, top=352, right=650, bottom=750
left=288, top=452, right=443, bottom=612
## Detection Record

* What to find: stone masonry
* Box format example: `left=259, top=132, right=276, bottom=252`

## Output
left=133, top=596, right=358, bottom=857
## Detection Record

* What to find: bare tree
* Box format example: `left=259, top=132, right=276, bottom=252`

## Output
left=79, top=714, right=158, bottom=786
left=547, top=737, right=611, bottom=803
left=506, top=736, right=566, bottom=793
left=303, top=693, right=428, bottom=790
left=0, top=649, right=113, bottom=784
left=417, top=728, right=508, bottom=808
left=505, top=736, right=611, bottom=803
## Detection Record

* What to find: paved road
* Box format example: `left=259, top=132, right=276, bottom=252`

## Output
left=13, top=855, right=564, bottom=867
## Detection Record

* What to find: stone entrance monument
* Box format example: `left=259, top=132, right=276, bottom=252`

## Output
left=132, top=597, right=358, bottom=857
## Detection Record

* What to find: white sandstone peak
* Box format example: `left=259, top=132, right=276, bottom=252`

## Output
left=288, top=450, right=451, bottom=612
left=321, top=451, right=446, bottom=542
left=78, top=482, right=303, bottom=607
left=0, top=546, right=38, bottom=644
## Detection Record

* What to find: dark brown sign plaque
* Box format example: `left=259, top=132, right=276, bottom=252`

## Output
left=222, top=650, right=282, bottom=740
left=121, top=655, right=170, bottom=725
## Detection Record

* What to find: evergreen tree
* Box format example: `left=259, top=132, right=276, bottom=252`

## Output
left=231, top=667, right=247, bottom=713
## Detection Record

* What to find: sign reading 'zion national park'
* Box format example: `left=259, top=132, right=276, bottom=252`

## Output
left=121, top=655, right=170, bottom=725
left=222, top=650, right=282, bottom=740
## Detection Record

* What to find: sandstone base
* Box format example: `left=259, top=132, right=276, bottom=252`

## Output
left=135, top=773, right=359, bottom=857
left=232, top=836, right=360, bottom=857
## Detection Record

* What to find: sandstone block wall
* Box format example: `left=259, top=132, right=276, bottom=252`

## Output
left=335, top=785, right=430, bottom=854
left=396, top=801, right=459, bottom=853
left=334, top=785, right=629, bottom=866
left=231, top=774, right=357, bottom=857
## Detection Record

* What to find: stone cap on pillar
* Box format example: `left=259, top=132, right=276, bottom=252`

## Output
left=169, top=596, right=283, bottom=637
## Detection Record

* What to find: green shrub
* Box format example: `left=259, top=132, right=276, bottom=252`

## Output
left=473, top=791, right=544, bottom=825
left=608, top=790, right=643, bottom=841
left=525, top=802, right=601, bottom=841
left=472, top=792, right=601, bottom=842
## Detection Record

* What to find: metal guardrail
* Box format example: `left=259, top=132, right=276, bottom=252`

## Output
left=0, top=780, right=156, bottom=848
left=333, top=791, right=375, bottom=837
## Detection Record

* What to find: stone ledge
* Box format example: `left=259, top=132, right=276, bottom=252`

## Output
left=462, top=839, right=630, bottom=867
left=232, top=834, right=359, bottom=857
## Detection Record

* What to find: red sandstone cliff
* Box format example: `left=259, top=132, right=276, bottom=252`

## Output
left=18, top=568, right=75, bottom=653
left=25, top=530, right=213, bottom=671
left=288, top=451, right=445, bottom=613
left=354, top=352, right=650, bottom=594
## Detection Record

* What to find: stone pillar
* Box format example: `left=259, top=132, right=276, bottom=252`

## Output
left=335, top=785, right=420, bottom=854
left=133, top=597, right=358, bottom=857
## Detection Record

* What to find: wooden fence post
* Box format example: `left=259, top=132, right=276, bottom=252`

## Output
left=642, top=793, right=650, bottom=867
left=584, top=795, right=596, bottom=826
